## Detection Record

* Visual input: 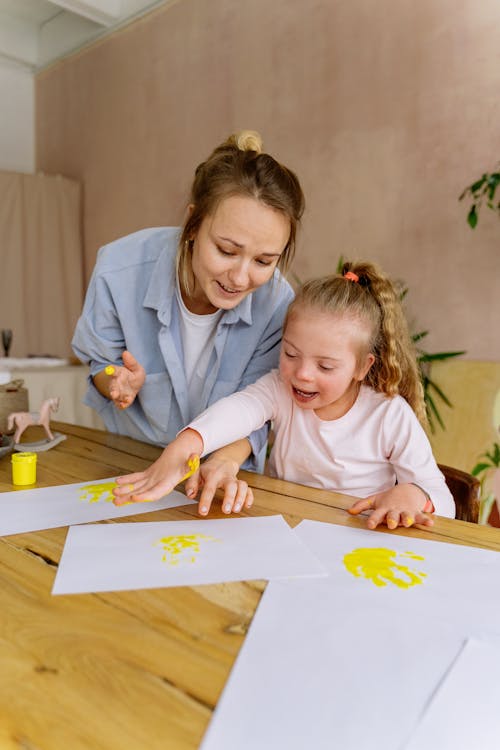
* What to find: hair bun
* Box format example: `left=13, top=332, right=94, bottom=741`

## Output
left=232, top=129, right=263, bottom=154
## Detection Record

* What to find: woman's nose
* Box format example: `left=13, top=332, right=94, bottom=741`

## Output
left=227, top=260, right=250, bottom=288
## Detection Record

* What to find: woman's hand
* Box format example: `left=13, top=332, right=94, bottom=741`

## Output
left=184, top=452, right=254, bottom=517
left=95, top=350, right=146, bottom=409
left=348, top=483, right=434, bottom=530
left=112, top=429, right=203, bottom=506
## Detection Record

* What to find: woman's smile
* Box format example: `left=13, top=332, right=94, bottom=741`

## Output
left=216, top=280, right=245, bottom=296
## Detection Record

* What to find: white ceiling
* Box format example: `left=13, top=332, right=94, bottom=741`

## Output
left=0, top=0, right=169, bottom=71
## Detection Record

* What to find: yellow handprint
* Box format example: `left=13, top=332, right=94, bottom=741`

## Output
left=155, top=533, right=219, bottom=566
left=80, top=481, right=118, bottom=504
left=343, top=547, right=427, bottom=589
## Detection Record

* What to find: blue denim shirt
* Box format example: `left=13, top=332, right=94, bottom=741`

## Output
left=72, top=227, right=294, bottom=470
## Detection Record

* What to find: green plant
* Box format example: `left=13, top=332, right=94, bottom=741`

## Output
left=413, top=334, right=465, bottom=433
left=398, top=287, right=465, bottom=433
left=472, top=442, right=500, bottom=524
left=459, top=166, right=500, bottom=228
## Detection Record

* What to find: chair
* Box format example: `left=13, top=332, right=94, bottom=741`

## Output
left=438, top=463, right=481, bottom=524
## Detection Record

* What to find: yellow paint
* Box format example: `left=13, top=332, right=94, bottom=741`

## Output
left=181, top=455, right=200, bottom=482
left=343, top=547, right=427, bottom=589
left=105, top=365, right=115, bottom=375
left=80, top=482, right=118, bottom=504
left=155, top=533, right=218, bottom=566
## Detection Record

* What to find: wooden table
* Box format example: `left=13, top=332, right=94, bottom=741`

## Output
left=1, top=423, right=500, bottom=750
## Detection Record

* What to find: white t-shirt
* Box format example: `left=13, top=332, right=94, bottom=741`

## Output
left=188, top=369, right=456, bottom=518
left=176, top=282, right=222, bottom=421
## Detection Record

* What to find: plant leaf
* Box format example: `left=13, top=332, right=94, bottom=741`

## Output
left=426, top=392, right=445, bottom=431
left=472, top=462, right=492, bottom=476
left=418, top=351, right=465, bottom=362
left=467, top=205, right=478, bottom=228
left=470, top=176, right=487, bottom=193
left=412, top=330, right=429, bottom=343
left=425, top=379, right=453, bottom=407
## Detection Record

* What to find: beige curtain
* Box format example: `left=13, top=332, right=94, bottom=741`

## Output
left=0, top=171, right=83, bottom=357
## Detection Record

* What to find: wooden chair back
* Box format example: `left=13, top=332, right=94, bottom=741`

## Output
left=438, top=463, right=480, bottom=524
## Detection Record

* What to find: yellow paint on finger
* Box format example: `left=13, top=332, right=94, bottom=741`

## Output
left=105, top=365, right=115, bottom=375
left=181, top=455, right=200, bottom=482
left=343, top=547, right=426, bottom=589
left=123, top=495, right=155, bottom=505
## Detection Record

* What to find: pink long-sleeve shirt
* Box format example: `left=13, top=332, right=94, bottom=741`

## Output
left=188, top=369, right=455, bottom=518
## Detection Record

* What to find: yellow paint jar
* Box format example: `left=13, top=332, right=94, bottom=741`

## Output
left=11, top=452, right=37, bottom=486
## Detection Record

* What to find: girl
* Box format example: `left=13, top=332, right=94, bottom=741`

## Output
left=113, top=261, right=455, bottom=530
left=72, top=130, right=304, bottom=474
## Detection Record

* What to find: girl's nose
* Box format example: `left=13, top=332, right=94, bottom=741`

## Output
left=294, top=361, right=315, bottom=381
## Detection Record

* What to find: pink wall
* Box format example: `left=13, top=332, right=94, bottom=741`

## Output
left=36, top=0, right=500, bottom=359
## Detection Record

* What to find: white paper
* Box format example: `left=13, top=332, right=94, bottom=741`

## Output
left=403, top=637, right=500, bottom=750
left=293, top=521, right=500, bottom=634
left=201, top=521, right=500, bottom=750
left=200, top=578, right=466, bottom=750
left=52, top=515, right=327, bottom=594
left=0, top=478, right=195, bottom=536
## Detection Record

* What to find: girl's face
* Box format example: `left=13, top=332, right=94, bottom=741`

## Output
left=185, top=195, right=291, bottom=314
left=279, top=307, right=375, bottom=420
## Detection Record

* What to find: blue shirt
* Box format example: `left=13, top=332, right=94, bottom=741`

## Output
left=72, top=227, right=294, bottom=470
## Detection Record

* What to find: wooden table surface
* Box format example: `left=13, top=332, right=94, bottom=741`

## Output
left=1, top=422, right=500, bottom=750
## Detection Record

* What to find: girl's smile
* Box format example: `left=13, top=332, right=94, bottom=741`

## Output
left=291, top=386, right=319, bottom=403
left=279, top=308, right=375, bottom=420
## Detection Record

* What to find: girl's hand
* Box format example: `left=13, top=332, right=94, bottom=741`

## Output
left=112, top=429, right=203, bottom=506
left=348, top=483, right=434, bottom=530
left=184, top=454, right=254, bottom=517
left=106, top=350, right=146, bottom=409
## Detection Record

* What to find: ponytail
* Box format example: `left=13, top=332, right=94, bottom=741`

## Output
left=288, top=261, right=426, bottom=424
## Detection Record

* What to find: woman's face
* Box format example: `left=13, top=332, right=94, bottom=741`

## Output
left=185, top=195, right=291, bottom=314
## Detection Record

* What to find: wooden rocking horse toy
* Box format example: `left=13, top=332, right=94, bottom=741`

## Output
left=7, top=397, right=67, bottom=451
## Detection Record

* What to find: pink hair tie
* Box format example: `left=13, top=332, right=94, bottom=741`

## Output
left=344, top=271, right=359, bottom=283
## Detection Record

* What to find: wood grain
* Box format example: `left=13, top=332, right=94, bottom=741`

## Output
left=1, top=423, right=500, bottom=749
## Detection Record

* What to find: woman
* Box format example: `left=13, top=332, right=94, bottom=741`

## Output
left=72, top=130, right=304, bottom=474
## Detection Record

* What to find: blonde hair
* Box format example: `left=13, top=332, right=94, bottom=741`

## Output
left=286, top=261, right=427, bottom=424
left=177, top=130, right=305, bottom=295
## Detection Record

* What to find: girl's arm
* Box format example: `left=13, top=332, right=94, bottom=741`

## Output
left=113, top=433, right=254, bottom=516
left=349, top=397, right=454, bottom=529
left=113, top=428, right=204, bottom=505
left=113, top=372, right=279, bottom=514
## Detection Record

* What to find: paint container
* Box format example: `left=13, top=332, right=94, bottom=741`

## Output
left=11, top=452, right=37, bottom=486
